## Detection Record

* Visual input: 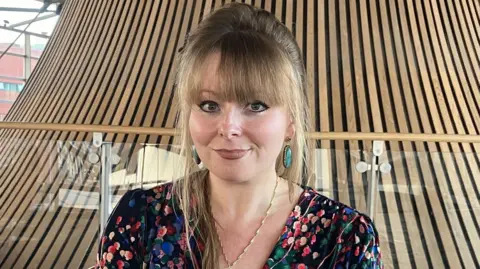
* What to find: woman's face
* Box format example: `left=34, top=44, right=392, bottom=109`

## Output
left=189, top=53, right=294, bottom=183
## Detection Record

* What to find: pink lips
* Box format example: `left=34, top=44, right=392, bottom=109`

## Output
left=214, top=149, right=250, bottom=160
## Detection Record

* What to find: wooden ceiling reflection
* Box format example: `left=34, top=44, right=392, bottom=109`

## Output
left=0, top=0, right=479, bottom=268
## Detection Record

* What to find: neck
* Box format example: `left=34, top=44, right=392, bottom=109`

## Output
left=208, top=170, right=279, bottom=225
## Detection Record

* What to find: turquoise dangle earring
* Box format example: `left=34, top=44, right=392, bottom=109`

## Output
left=283, top=138, right=292, bottom=168
left=193, top=147, right=201, bottom=165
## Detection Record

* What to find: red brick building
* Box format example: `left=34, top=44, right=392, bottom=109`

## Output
left=0, top=43, right=43, bottom=120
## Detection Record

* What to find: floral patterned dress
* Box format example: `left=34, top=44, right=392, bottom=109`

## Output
left=96, top=183, right=383, bottom=269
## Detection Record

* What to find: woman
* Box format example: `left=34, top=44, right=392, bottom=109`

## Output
left=97, top=3, right=382, bottom=269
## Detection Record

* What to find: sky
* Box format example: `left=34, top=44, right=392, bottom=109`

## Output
left=0, top=0, right=59, bottom=47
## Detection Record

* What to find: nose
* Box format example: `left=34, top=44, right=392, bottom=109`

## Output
left=218, top=105, right=242, bottom=139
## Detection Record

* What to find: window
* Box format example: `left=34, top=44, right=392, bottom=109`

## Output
left=0, top=82, right=24, bottom=92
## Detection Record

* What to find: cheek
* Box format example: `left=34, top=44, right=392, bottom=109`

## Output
left=244, top=114, right=288, bottom=150
left=189, top=111, right=217, bottom=145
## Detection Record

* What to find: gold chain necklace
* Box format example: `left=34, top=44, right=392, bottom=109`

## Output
left=216, top=177, right=279, bottom=269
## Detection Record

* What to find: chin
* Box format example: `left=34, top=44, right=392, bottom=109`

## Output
left=207, top=166, right=254, bottom=183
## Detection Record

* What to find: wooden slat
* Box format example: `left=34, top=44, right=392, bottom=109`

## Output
left=0, top=1, right=478, bottom=268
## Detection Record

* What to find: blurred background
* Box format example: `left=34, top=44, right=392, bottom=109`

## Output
left=0, top=0, right=479, bottom=268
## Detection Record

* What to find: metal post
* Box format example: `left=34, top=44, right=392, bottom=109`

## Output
left=25, top=34, right=31, bottom=80
left=97, top=133, right=112, bottom=235
left=366, top=140, right=384, bottom=219
left=366, top=155, right=378, bottom=218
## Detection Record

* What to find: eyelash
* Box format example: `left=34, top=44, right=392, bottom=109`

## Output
left=247, top=101, right=269, bottom=112
left=198, top=101, right=219, bottom=113
left=198, top=101, right=269, bottom=113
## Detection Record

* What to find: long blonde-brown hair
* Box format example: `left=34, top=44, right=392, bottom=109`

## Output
left=173, top=3, right=312, bottom=268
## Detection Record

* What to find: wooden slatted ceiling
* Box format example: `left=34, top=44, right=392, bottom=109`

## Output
left=0, top=0, right=478, bottom=268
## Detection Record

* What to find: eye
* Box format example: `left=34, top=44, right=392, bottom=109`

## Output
left=247, top=101, right=269, bottom=112
left=199, top=101, right=220, bottom=113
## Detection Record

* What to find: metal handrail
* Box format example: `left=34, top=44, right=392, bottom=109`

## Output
left=0, top=121, right=479, bottom=143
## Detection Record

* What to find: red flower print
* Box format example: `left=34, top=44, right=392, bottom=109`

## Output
left=107, top=245, right=117, bottom=254
left=311, top=234, right=317, bottom=244
left=116, top=216, right=122, bottom=225
left=302, top=217, right=309, bottom=224
left=302, top=246, right=311, bottom=257
left=297, top=264, right=306, bottom=269
left=317, top=209, right=325, bottom=217
left=167, top=225, right=176, bottom=235
left=125, top=251, right=133, bottom=260
left=294, top=228, right=302, bottom=237
left=116, top=260, right=124, bottom=269
left=197, top=241, right=205, bottom=251
left=178, top=235, right=187, bottom=251
left=333, top=214, right=339, bottom=224
left=154, top=186, right=163, bottom=193
left=294, top=239, right=301, bottom=249
left=158, top=226, right=167, bottom=237
left=354, top=246, right=360, bottom=256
